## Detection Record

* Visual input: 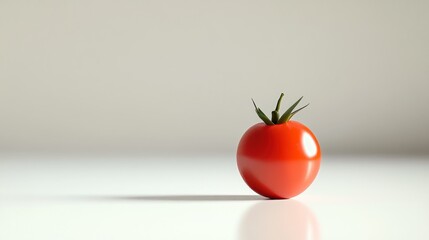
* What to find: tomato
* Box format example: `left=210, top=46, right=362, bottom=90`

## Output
left=237, top=93, right=321, bottom=199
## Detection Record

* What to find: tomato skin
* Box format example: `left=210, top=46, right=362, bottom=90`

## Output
left=237, top=121, right=321, bottom=199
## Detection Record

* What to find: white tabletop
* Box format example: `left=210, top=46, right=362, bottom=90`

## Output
left=1, top=154, right=428, bottom=240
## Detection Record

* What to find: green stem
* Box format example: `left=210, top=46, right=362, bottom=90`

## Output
left=271, top=111, right=279, bottom=123
left=251, top=93, right=309, bottom=125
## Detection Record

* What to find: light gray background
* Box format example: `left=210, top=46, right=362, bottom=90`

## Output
left=1, top=0, right=428, bottom=155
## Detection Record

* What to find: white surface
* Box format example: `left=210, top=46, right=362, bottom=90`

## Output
left=1, top=154, right=428, bottom=239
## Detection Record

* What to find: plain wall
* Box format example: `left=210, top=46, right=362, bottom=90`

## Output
left=1, top=0, right=429, bottom=155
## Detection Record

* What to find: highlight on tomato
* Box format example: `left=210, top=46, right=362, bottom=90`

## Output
left=236, top=93, right=321, bottom=199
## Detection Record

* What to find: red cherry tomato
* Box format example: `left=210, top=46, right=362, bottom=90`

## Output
left=237, top=121, right=321, bottom=199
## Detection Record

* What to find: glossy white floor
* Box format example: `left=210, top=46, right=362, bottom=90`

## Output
left=1, top=153, right=428, bottom=240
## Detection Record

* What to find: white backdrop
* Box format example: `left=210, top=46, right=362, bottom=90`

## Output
left=1, top=0, right=428, bottom=155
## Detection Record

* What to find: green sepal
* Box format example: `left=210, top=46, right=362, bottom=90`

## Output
left=289, top=103, right=309, bottom=120
left=274, top=93, right=284, bottom=112
left=252, top=99, right=274, bottom=125
left=278, top=96, right=303, bottom=124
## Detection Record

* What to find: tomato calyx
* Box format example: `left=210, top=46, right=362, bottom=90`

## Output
left=252, top=93, right=309, bottom=125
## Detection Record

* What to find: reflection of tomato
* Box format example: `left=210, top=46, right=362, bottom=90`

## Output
left=240, top=200, right=320, bottom=240
left=237, top=93, right=321, bottom=199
